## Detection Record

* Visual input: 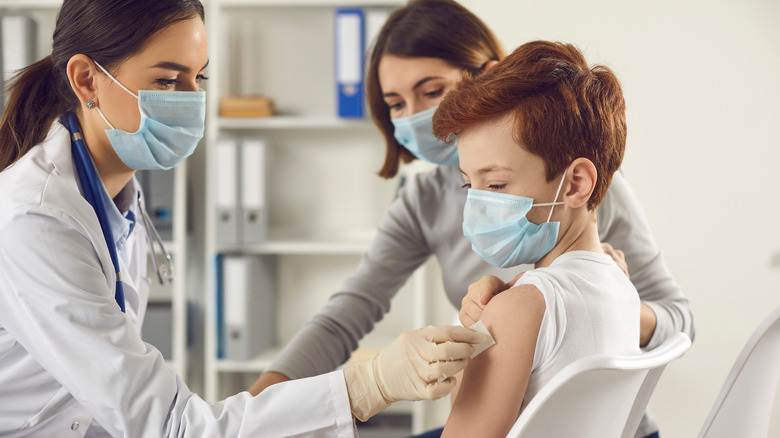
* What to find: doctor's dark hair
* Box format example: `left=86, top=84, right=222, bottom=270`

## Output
left=433, top=41, right=627, bottom=210
left=0, top=0, right=205, bottom=171
left=366, top=0, right=504, bottom=178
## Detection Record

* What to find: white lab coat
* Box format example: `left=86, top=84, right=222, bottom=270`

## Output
left=0, top=121, right=357, bottom=437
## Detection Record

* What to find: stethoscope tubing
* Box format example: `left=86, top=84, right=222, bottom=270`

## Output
left=63, top=111, right=126, bottom=312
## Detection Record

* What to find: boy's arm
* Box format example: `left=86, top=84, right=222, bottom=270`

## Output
left=443, top=284, right=546, bottom=438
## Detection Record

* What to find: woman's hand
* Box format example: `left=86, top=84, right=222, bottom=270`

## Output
left=343, top=325, right=490, bottom=421
left=249, top=371, right=290, bottom=396
left=602, top=242, right=629, bottom=278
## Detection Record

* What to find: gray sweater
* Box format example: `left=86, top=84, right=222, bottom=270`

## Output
left=268, top=165, right=694, bottom=434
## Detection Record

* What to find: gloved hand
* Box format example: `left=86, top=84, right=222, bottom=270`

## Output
left=343, top=325, right=490, bottom=421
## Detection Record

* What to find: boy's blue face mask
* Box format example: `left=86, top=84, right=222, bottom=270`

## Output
left=391, top=106, right=459, bottom=167
left=462, top=172, right=567, bottom=268
left=94, top=61, right=205, bottom=171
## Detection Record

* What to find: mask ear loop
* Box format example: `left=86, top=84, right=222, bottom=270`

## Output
left=92, top=60, right=139, bottom=130
left=94, top=106, right=116, bottom=130
left=94, top=60, right=138, bottom=99
left=545, top=171, right=568, bottom=223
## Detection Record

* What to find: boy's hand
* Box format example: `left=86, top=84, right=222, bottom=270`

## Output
left=602, top=242, right=629, bottom=278
left=459, top=273, right=524, bottom=326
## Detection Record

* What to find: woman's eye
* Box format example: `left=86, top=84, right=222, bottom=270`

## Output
left=196, top=74, right=209, bottom=83
left=461, top=183, right=472, bottom=189
left=488, top=184, right=506, bottom=191
left=387, top=101, right=403, bottom=111
left=424, top=88, right=443, bottom=98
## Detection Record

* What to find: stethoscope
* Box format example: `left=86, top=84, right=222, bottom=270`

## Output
left=62, top=111, right=174, bottom=312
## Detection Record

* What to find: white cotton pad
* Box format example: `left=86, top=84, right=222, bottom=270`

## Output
left=469, top=320, right=496, bottom=358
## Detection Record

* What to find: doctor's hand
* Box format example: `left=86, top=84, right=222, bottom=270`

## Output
left=343, top=325, right=490, bottom=421
left=459, top=273, right=524, bottom=327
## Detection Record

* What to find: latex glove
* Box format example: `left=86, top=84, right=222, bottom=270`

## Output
left=343, top=325, right=490, bottom=421
left=459, top=273, right=524, bottom=327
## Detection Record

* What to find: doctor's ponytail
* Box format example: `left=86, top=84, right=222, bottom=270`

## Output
left=0, top=0, right=204, bottom=172
left=0, top=55, right=72, bottom=171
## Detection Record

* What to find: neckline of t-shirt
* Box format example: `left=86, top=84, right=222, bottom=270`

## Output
left=549, top=250, right=614, bottom=267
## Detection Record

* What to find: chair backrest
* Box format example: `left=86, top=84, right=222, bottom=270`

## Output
left=698, top=306, right=780, bottom=438
left=505, top=332, right=691, bottom=438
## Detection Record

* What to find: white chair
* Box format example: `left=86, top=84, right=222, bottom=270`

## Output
left=505, top=332, right=691, bottom=438
left=698, top=306, right=780, bottom=438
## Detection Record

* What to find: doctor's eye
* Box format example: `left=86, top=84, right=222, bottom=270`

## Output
left=488, top=184, right=506, bottom=191
left=461, top=183, right=471, bottom=189
left=196, top=74, right=209, bottom=83
left=155, top=78, right=178, bottom=89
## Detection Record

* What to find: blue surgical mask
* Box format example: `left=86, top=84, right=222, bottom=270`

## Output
left=462, top=173, right=567, bottom=267
left=391, top=106, right=458, bottom=167
left=94, top=61, right=205, bottom=171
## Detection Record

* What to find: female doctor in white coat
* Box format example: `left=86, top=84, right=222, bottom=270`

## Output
left=0, top=1, right=489, bottom=436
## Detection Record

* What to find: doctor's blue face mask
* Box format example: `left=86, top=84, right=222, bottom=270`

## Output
left=94, top=61, right=206, bottom=171
left=462, top=172, right=567, bottom=268
left=391, top=106, right=459, bottom=167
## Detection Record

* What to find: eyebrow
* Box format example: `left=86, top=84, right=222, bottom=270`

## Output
left=150, top=59, right=210, bottom=73
left=383, top=76, right=442, bottom=98
left=459, top=164, right=514, bottom=176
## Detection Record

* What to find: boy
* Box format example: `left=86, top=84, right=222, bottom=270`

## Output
left=432, top=40, right=641, bottom=437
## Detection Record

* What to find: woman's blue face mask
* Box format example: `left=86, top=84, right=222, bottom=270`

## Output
left=391, top=106, right=458, bottom=167
left=94, top=61, right=205, bottom=171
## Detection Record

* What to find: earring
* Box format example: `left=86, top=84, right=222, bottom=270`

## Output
left=85, top=100, right=95, bottom=109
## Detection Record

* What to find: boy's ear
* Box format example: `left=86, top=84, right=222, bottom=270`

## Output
left=563, top=158, right=597, bottom=209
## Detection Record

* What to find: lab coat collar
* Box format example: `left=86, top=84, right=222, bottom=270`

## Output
left=41, top=120, right=80, bottom=194
left=40, top=120, right=147, bottom=319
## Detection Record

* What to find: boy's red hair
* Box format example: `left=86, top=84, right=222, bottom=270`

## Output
left=433, top=40, right=626, bottom=209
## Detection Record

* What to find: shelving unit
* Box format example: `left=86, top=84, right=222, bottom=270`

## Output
left=0, top=0, right=191, bottom=379
left=143, top=166, right=190, bottom=379
left=202, top=0, right=446, bottom=434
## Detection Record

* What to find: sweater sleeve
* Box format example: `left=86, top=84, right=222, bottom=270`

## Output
left=267, top=175, right=433, bottom=378
left=597, top=171, right=695, bottom=351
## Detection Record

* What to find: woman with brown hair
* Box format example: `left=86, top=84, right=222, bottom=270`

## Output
left=0, top=1, right=488, bottom=435
left=253, top=1, right=692, bottom=437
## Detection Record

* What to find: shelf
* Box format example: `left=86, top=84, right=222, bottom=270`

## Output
left=217, top=229, right=375, bottom=254
left=214, top=339, right=391, bottom=373
left=219, top=239, right=370, bottom=255
left=219, top=0, right=402, bottom=7
left=214, top=346, right=280, bottom=372
left=217, top=116, right=376, bottom=130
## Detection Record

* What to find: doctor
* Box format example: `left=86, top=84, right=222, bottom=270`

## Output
left=0, top=1, right=489, bottom=436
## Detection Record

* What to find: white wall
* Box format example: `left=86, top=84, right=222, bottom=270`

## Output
left=451, top=0, right=780, bottom=436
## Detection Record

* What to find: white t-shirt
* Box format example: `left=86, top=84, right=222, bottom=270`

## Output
left=515, top=250, right=642, bottom=411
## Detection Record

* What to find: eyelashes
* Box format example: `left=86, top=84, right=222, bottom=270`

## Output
left=155, top=74, right=209, bottom=88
